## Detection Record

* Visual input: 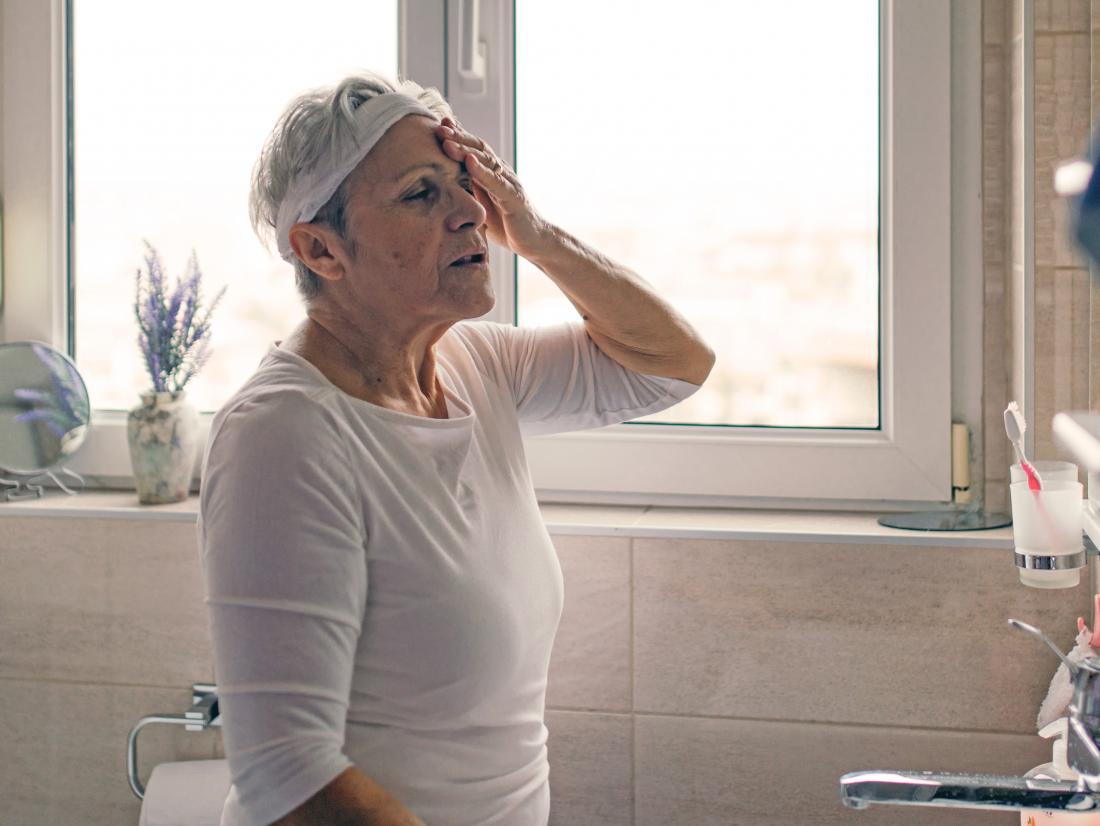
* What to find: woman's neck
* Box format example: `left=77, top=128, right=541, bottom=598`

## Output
left=282, top=314, right=451, bottom=418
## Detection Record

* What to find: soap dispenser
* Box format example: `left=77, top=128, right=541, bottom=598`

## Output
left=1021, top=717, right=1100, bottom=824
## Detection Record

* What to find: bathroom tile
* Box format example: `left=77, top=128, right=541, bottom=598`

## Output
left=1034, top=33, right=1091, bottom=270
left=546, top=710, right=631, bottom=826
left=1070, top=269, right=1091, bottom=407
left=1035, top=0, right=1090, bottom=31
left=0, top=516, right=214, bottom=687
left=982, top=43, right=1007, bottom=270
left=981, top=15, right=1010, bottom=520
left=1033, top=268, right=1090, bottom=461
left=982, top=297, right=1010, bottom=512
left=984, top=0, right=1008, bottom=44
left=0, top=677, right=222, bottom=826
left=985, top=480, right=1010, bottom=518
left=634, top=714, right=1048, bottom=826
left=633, top=537, right=1089, bottom=732
left=1094, top=3, right=1100, bottom=114
left=547, top=536, right=631, bottom=712
left=982, top=173, right=1006, bottom=268
left=1032, top=268, right=1059, bottom=461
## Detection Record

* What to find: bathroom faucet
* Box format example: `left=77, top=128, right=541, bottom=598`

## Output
left=840, top=618, right=1100, bottom=813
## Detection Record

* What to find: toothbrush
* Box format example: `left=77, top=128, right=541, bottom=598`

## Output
left=1005, top=401, right=1065, bottom=553
left=1004, top=402, right=1044, bottom=491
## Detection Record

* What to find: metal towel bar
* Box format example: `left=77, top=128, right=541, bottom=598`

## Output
left=127, top=683, right=221, bottom=799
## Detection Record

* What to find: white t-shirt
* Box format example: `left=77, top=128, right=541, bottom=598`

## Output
left=197, top=320, right=701, bottom=826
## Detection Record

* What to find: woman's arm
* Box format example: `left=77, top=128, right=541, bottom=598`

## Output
left=520, top=223, right=714, bottom=385
left=271, top=767, right=425, bottom=826
left=436, top=119, right=715, bottom=386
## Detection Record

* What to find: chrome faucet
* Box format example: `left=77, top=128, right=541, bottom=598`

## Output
left=840, top=619, right=1100, bottom=813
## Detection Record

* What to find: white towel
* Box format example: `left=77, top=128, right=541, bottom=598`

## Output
left=1037, top=627, right=1096, bottom=730
left=138, top=759, right=230, bottom=826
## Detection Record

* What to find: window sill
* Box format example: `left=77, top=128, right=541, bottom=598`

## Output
left=0, top=489, right=1014, bottom=549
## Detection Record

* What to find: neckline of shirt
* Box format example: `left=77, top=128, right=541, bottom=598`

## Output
left=265, top=342, right=475, bottom=429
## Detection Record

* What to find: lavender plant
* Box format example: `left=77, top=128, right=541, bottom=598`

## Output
left=134, top=241, right=226, bottom=394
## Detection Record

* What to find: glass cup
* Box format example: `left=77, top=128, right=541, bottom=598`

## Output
left=1010, top=460, right=1078, bottom=485
left=1009, top=479, right=1084, bottom=589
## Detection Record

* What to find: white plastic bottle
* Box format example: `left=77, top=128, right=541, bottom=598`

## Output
left=1021, top=718, right=1100, bottom=824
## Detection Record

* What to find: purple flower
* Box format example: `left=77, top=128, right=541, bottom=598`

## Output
left=134, top=241, right=227, bottom=394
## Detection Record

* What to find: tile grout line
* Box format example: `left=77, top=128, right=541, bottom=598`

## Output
left=545, top=703, right=1048, bottom=739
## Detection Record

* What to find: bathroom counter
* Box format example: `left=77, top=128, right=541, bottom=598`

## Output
left=0, top=489, right=1014, bottom=548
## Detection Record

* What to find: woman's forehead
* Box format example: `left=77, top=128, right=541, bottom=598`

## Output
left=362, top=114, right=449, bottom=184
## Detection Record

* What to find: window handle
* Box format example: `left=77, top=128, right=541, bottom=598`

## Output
left=457, top=0, right=487, bottom=95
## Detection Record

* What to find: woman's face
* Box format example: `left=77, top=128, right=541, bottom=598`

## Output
left=335, top=114, right=494, bottom=327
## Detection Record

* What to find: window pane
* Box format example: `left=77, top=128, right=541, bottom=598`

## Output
left=72, top=1, right=398, bottom=412
left=515, top=0, right=879, bottom=428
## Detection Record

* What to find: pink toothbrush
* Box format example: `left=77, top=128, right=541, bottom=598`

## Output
left=1004, top=402, right=1044, bottom=491
left=1005, top=401, right=1068, bottom=553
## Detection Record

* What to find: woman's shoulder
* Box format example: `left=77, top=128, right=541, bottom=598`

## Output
left=442, top=318, right=537, bottom=371
left=444, top=318, right=505, bottom=351
left=437, top=319, right=501, bottom=376
left=208, top=350, right=344, bottom=452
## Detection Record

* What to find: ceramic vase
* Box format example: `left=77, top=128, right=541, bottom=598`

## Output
left=126, top=390, right=199, bottom=504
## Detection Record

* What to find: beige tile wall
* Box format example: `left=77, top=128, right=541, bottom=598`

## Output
left=552, top=533, right=1085, bottom=826
left=983, top=0, right=1013, bottom=514
left=1, top=521, right=1089, bottom=825
left=984, top=0, right=1095, bottom=507
left=984, top=6, right=1004, bottom=496
left=1033, top=8, right=1093, bottom=464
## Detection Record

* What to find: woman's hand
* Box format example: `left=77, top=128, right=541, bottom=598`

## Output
left=435, top=117, right=551, bottom=259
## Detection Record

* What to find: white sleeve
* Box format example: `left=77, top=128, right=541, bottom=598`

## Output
left=197, top=392, right=366, bottom=826
left=470, top=320, right=703, bottom=437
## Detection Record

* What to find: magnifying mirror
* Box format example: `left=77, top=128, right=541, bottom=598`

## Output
left=0, top=341, right=91, bottom=500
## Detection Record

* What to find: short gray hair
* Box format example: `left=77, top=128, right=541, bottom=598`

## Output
left=249, top=71, right=455, bottom=302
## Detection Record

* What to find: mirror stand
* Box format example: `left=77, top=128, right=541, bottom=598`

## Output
left=0, top=467, right=86, bottom=502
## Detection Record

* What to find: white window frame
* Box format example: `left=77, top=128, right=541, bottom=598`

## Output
left=1, top=0, right=969, bottom=507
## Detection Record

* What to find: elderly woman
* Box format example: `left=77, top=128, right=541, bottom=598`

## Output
left=198, top=71, right=713, bottom=826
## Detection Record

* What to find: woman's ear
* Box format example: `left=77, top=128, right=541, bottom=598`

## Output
left=288, top=223, right=346, bottom=282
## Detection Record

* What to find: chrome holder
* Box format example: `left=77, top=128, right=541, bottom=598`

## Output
left=1013, top=533, right=1098, bottom=571
left=127, top=683, right=221, bottom=800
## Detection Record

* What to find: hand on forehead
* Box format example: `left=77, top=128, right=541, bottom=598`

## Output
left=360, top=114, right=465, bottom=189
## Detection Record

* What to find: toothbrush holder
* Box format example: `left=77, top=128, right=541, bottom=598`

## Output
left=1010, top=479, right=1086, bottom=588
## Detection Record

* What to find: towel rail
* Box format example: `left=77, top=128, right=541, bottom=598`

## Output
left=127, top=683, right=221, bottom=799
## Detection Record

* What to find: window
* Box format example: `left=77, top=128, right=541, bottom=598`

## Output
left=515, top=1, right=879, bottom=430
left=72, top=0, right=398, bottom=413
left=2, top=0, right=959, bottom=505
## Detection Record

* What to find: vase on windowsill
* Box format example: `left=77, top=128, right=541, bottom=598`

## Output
left=129, top=240, right=226, bottom=505
left=127, top=390, right=199, bottom=504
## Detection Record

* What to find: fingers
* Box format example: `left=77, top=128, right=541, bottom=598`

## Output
left=436, top=120, right=509, bottom=177
left=439, top=117, right=485, bottom=150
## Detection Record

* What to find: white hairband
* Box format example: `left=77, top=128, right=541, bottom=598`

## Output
left=275, top=92, right=437, bottom=262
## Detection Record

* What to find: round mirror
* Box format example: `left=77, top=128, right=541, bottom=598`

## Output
left=0, top=341, right=91, bottom=475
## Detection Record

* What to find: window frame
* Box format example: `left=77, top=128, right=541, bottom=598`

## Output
left=1, top=0, right=969, bottom=507
left=429, top=0, right=958, bottom=505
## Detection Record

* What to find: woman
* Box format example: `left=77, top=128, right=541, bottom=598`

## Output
left=199, top=71, right=713, bottom=826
